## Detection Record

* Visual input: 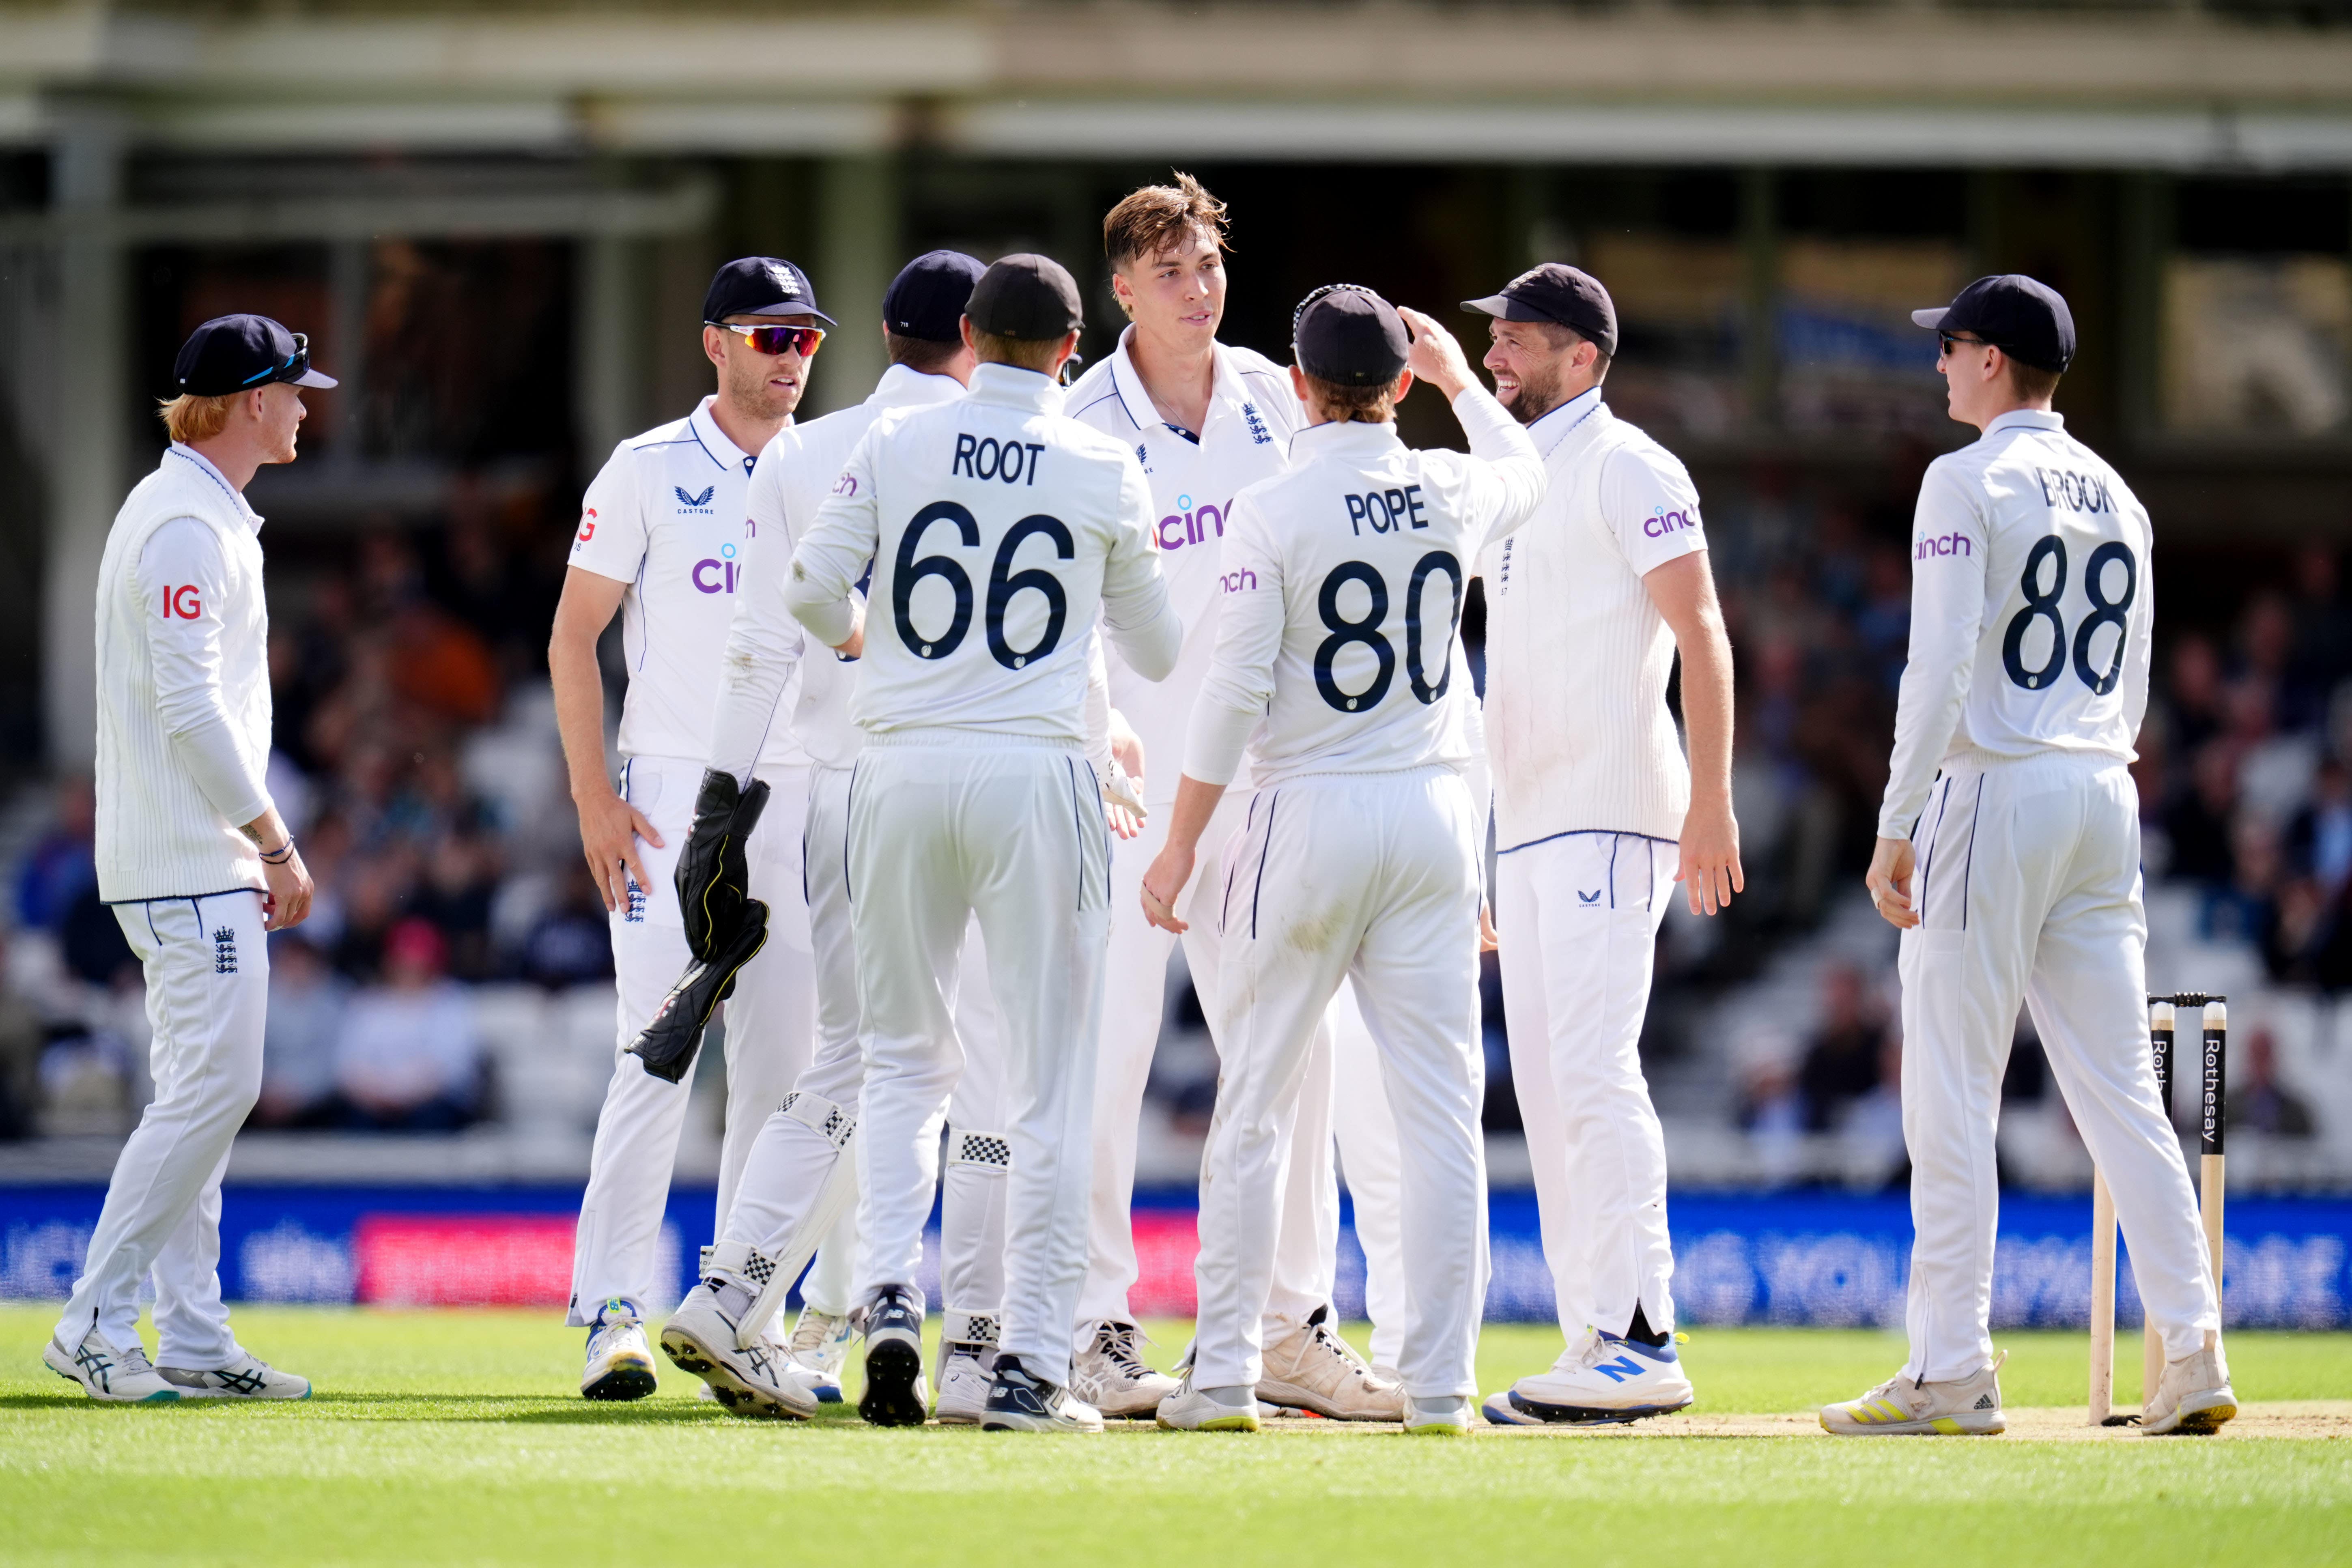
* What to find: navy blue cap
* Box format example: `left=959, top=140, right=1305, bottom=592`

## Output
left=172, top=314, right=337, bottom=397
left=967, top=254, right=1085, bottom=341
left=703, top=257, right=833, bottom=326
left=1913, top=274, right=2074, bottom=374
left=1292, top=284, right=1409, bottom=387
left=1461, top=264, right=1618, bottom=359
left=884, top=250, right=986, bottom=343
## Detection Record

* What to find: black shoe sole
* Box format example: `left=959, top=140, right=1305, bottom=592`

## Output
left=581, top=1366, right=658, bottom=1401
left=860, top=1338, right=927, bottom=1426
left=1510, top=1393, right=1691, bottom=1426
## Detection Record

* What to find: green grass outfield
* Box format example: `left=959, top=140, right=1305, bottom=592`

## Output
left=2, top=1306, right=2348, bottom=1566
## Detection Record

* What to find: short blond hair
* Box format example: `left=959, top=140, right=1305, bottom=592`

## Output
left=158, top=393, right=238, bottom=445
left=1301, top=371, right=1399, bottom=425
left=970, top=329, right=1065, bottom=375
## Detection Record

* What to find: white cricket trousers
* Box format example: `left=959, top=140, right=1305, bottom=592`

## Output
left=1496, top=830, right=1679, bottom=1344
left=56, top=889, right=267, bottom=1365
left=1900, top=751, right=2219, bottom=1381
left=852, top=734, right=1110, bottom=1387
left=1194, top=767, right=1489, bottom=1400
left=569, top=757, right=818, bottom=1326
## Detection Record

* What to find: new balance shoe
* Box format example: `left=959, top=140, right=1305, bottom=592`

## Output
left=1155, top=1369, right=1260, bottom=1432
left=43, top=1328, right=178, bottom=1403
left=1258, top=1306, right=1404, bottom=1421
left=1069, top=1318, right=1178, bottom=1419
left=858, top=1284, right=928, bottom=1426
left=660, top=1282, right=818, bottom=1420
left=980, top=1354, right=1104, bottom=1433
left=1405, top=1394, right=1473, bottom=1435
left=788, top=1307, right=857, bottom=1404
left=581, top=1298, right=659, bottom=1401
left=1482, top=1327, right=1696, bottom=1427
left=2141, top=1331, right=2236, bottom=1436
left=1820, top=1351, right=2006, bottom=1436
left=157, top=1352, right=311, bottom=1400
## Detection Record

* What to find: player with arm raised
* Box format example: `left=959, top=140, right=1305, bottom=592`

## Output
left=1822, top=276, right=2233, bottom=1437
left=1145, top=289, right=1543, bottom=1435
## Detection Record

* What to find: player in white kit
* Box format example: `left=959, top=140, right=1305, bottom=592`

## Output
left=1063, top=176, right=1408, bottom=1421
left=1823, top=276, right=2235, bottom=1437
left=1458, top=265, right=1742, bottom=1427
left=551, top=258, right=831, bottom=1399
left=47, top=315, right=330, bottom=1403
left=784, top=255, right=1181, bottom=1431
left=1145, top=288, right=1543, bottom=1435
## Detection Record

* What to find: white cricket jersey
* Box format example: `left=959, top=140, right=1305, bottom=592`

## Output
left=1477, top=387, right=1709, bottom=851
left=569, top=396, right=790, bottom=769
left=1064, top=329, right=1301, bottom=803
left=709, top=365, right=969, bottom=779
left=1877, top=408, right=2154, bottom=838
left=1184, top=389, right=1543, bottom=789
left=94, top=445, right=276, bottom=901
left=786, top=362, right=1182, bottom=744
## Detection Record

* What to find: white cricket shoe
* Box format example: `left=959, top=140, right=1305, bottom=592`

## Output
left=2142, top=1331, right=2236, bottom=1436
left=788, top=1307, right=856, bottom=1405
left=1258, top=1306, right=1404, bottom=1421
left=1405, top=1394, right=1474, bottom=1435
left=660, top=1284, right=818, bottom=1420
left=1820, top=1351, right=2006, bottom=1436
left=1155, top=1369, right=1260, bottom=1432
left=935, top=1344, right=998, bottom=1425
left=1070, top=1318, right=1179, bottom=1419
left=695, top=1313, right=797, bottom=1402
left=980, top=1354, right=1104, bottom=1433
left=158, top=1352, right=311, bottom=1400
left=581, top=1298, right=659, bottom=1402
left=1482, top=1328, right=1696, bottom=1427
left=44, top=1328, right=179, bottom=1404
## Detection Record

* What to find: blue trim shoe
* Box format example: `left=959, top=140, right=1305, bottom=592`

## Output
left=1483, top=1327, right=1695, bottom=1427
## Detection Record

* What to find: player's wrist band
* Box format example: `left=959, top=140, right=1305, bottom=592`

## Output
left=259, top=839, right=295, bottom=865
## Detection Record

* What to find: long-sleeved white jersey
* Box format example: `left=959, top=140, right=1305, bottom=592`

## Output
left=1876, top=408, right=2154, bottom=839
left=786, top=362, right=1182, bottom=742
left=1184, top=388, right=1544, bottom=789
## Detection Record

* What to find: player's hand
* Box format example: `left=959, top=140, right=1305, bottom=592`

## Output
left=1675, top=796, right=1745, bottom=916
left=1141, top=843, right=1194, bottom=933
left=1110, top=709, right=1146, bottom=799
left=1478, top=901, right=1499, bottom=953
left=1397, top=307, right=1475, bottom=401
left=260, top=847, right=314, bottom=932
left=1102, top=757, right=1148, bottom=841
left=578, top=786, right=663, bottom=913
left=1866, top=835, right=1919, bottom=929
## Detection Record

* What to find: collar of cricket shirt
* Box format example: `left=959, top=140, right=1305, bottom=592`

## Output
left=1528, top=383, right=1608, bottom=464
left=968, top=361, right=1063, bottom=410
left=168, top=443, right=265, bottom=533
left=1985, top=407, right=2065, bottom=437
left=686, top=394, right=755, bottom=474
left=1292, top=417, right=1405, bottom=459
left=869, top=362, right=968, bottom=411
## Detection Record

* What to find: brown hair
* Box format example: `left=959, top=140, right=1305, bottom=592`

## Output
left=157, top=392, right=238, bottom=445
left=1104, top=172, right=1229, bottom=269
left=1300, top=372, right=1400, bottom=426
left=2008, top=357, right=2061, bottom=404
left=970, top=329, right=1065, bottom=375
left=887, top=331, right=963, bottom=376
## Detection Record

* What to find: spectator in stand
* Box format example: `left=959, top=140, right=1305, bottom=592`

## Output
left=2229, top=1026, right=2315, bottom=1138
left=255, top=935, right=348, bottom=1128
left=1799, top=962, right=1887, bottom=1133
left=2164, top=742, right=2241, bottom=886
left=13, top=776, right=96, bottom=934
left=2287, top=545, right=2352, bottom=730
left=519, top=867, right=614, bottom=990
left=0, top=929, right=43, bottom=1140
left=333, top=918, right=484, bottom=1131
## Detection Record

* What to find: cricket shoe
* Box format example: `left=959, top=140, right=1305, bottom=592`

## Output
left=935, top=1342, right=1000, bottom=1425
left=43, top=1327, right=178, bottom=1403
left=980, top=1354, right=1104, bottom=1433
left=581, top=1299, right=659, bottom=1401
left=1258, top=1305, right=1403, bottom=1421
left=2141, top=1331, right=2236, bottom=1436
left=157, top=1352, right=311, bottom=1400
left=1155, top=1369, right=1260, bottom=1432
left=1405, top=1394, right=1474, bottom=1435
left=697, top=1313, right=798, bottom=1402
left=858, top=1284, right=929, bottom=1426
left=788, top=1306, right=857, bottom=1404
left=1482, top=1328, right=1696, bottom=1427
left=660, top=1282, right=818, bottom=1420
left=1820, top=1351, right=2006, bottom=1436
left=1070, top=1318, right=1179, bottom=1418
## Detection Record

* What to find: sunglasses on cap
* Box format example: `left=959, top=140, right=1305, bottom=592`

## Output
left=241, top=331, right=311, bottom=386
left=709, top=322, right=826, bottom=358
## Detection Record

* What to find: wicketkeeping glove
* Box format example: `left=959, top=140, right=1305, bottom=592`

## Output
left=626, top=898, right=770, bottom=1084
left=676, top=768, right=770, bottom=961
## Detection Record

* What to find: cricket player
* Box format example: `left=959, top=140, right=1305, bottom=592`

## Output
left=47, top=314, right=331, bottom=1402
left=551, top=258, right=831, bottom=1400
left=1462, top=265, right=1741, bottom=1428
left=1145, top=288, right=1543, bottom=1435
left=784, top=254, right=1179, bottom=1432
left=1065, top=174, right=1405, bottom=1420
left=1824, top=275, right=2234, bottom=1436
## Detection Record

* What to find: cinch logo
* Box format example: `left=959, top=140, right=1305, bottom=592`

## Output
left=693, top=541, right=742, bottom=594
left=1218, top=569, right=1258, bottom=593
left=832, top=471, right=858, bottom=497
left=1915, top=532, right=1973, bottom=560
left=161, top=585, right=202, bottom=619
left=674, top=485, right=716, bottom=513
left=1159, top=493, right=1230, bottom=552
left=1240, top=402, right=1272, bottom=446
left=576, top=507, right=597, bottom=544
left=1643, top=506, right=1698, bottom=539
left=2036, top=467, right=2115, bottom=515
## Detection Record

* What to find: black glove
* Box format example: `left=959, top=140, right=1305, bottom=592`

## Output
left=626, top=898, right=770, bottom=1084
left=676, top=769, right=770, bottom=961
